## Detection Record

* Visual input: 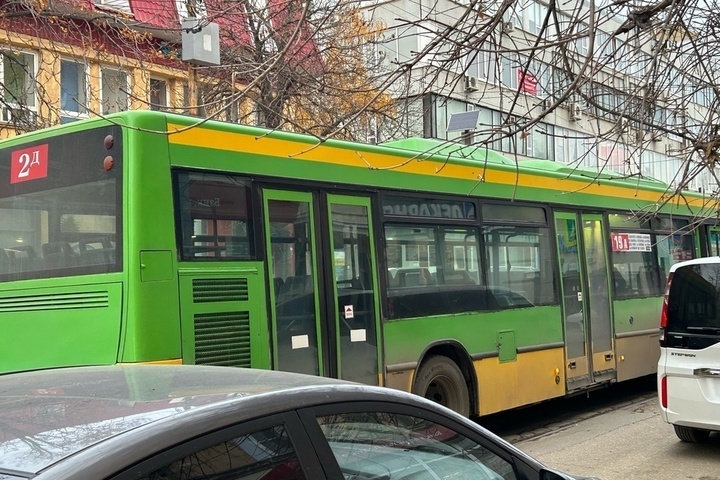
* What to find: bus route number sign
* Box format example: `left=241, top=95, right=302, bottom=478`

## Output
left=11, top=144, right=49, bottom=184
left=611, top=233, right=630, bottom=251
left=611, top=232, right=652, bottom=252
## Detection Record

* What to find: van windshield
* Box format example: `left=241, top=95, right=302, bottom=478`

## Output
left=666, top=263, right=720, bottom=347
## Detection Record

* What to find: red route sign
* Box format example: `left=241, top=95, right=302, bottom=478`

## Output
left=11, top=144, right=48, bottom=184
left=611, top=233, right=630, bottom=252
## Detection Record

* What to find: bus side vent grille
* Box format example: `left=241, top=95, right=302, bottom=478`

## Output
left=0, top=291, right=109, bottom=312
left=192, top=278, right=249, bottom=302
left=194, top=311, right=251, bottom=367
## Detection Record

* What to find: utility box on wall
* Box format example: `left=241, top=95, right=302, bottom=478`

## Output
left=181, top=19, right=220, bottom=67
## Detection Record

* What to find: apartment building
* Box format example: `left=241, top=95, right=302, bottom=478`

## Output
left=363, top=0, right=716, bottom=191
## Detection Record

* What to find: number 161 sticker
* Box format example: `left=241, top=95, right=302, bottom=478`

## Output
left=11, top=144, right=49, bottom=184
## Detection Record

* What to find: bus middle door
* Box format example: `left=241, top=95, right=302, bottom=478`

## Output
left=555, top=212, right=616, bottom=392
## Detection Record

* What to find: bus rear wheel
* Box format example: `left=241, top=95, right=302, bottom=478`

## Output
left=413, top=355, right=470, bottom=417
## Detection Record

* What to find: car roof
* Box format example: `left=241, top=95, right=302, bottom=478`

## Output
left=0, top=364, right=414, bottom=476
left=669, top=256, right=720, bottom=273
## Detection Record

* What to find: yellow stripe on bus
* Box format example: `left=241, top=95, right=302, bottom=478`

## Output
left=167, top=123, right=706, bottom=207
left=474, top=348, right=566, bottom=416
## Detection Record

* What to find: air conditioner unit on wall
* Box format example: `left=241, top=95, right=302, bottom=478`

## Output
left=464, top=75, right=479, bottom=92
left=503, top=21, right=515, bottom=33
left=569, top=102, right=583, bottom=121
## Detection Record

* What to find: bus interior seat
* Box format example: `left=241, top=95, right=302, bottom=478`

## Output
left=275, top=275, right=315, bottom=327
left=398, top=268, right=434, bottom=287
left=276, top=275, right=314, bottom=305
left=273, top=277, right=284, bottom=295
left=612, top=267, right=627, bottom=290
left=444, top=270, right=475, bottom=285
left=79, top=236, right=116, bottom=265
left=387, top=269, right=401, bottom=288
left=636, top=267, right=654, bottom=295
left=42, top=241, right=78, bottom=268
left=5, top=245, right=40, bottom=272
left=0, top=248, right=9, bottom=273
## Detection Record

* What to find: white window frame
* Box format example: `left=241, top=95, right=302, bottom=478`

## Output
left=526, top=1, right=547, bottom=36
left=0, top=50, right=37, bottom=124
left=100, top=67, right=129, bottom=114
left=176, top=0, right=207, bottom=20
left=465, top=42, right=497, bottom=84
left=150, top=77, right=168, bottom=111
left=94, top=0, right=132, bottom=14
left=60, top=58, right=89, bottom=123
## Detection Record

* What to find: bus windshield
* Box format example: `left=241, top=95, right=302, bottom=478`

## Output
left=0, top=125, right=122, bottom=281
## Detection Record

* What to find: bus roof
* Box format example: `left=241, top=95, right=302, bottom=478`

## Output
left=0, top=110, right=709, bottom=215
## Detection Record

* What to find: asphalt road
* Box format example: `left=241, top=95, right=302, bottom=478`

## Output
left=477, top=378, right=720, bottom=480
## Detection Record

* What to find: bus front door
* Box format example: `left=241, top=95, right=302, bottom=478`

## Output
left=264, top=190, right=323, bottom=376
left=555, top=212, right=616, bottom=393
left=264, top=190, right=381, bottom=385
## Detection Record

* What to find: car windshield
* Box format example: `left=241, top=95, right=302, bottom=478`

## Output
left=667, top=263, right=720, bottom=333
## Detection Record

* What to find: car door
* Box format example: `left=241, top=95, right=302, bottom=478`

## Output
left=297, top=402, right=563, bottom=480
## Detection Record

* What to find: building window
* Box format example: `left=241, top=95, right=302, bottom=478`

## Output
left=101, top=68, right=128, bottom=114
left=501, top=54, right=520, bottom=89
left=94, top=0, right=131, bottom=14
left=60, top=59, right=87, bottom=123
left=465, top=41, right=497, bottom=84
left=554, top=127, right=596, bottom=168
left=176, top=0, right=207, bottom=20
left=150, top=78, right=167, bottom=111
left=1, top=51, right=36, bottom=123
left=526, top=1, right=548, bottom=36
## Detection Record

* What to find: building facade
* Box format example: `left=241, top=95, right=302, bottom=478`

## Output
left=363, top=0, right=717, bottom=192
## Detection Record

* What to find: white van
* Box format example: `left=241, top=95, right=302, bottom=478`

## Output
left=658, top=256, right=720, bottom=442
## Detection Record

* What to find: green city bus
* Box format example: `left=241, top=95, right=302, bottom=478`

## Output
left=0, top=111, right=714, bottom=417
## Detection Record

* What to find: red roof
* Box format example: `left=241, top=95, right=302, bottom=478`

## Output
left=130, top=0, right=178, bottom=28
left=268, top=0, right=323, bottom=72
left=1, top=0, right=321, bottom=70
left=204, top=0, right=253, bottom=47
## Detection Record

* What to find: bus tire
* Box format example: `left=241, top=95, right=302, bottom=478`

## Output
left=673, top=425, right=711, bottom=443
left=413, top=355, right=470, bottom=417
